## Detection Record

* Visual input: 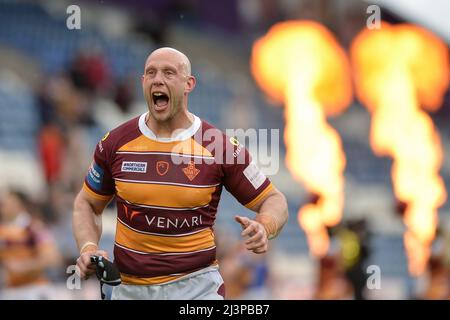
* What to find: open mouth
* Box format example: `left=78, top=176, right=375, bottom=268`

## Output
left=152, top=92, right=169, bottom=110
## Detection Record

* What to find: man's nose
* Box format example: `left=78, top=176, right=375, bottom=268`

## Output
left=152, top=71, right=164, bottom=85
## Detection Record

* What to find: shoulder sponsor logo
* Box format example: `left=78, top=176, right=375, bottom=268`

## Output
left=98, top=132, right=109, bottom=153
left=98, top=140, right=104, bottom=153
left=182, top=161, right=200, bottom=181
left=233, top=143, right=243, bottom=158
left=243, top=162, right=266, bottom=190
left=87, top=161, right=104, bottom=191
left=121, top=161, right=147, bottom=173
left=156, top=161, right=170, bottom=176
left=229, top=136, right=240, bottom=146
left=101, top=132, right=110, bottom=141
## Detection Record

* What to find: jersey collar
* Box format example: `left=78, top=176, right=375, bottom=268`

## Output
left=138, top=112, right=201, bottom=142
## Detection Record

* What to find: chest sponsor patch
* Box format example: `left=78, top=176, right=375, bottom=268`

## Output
left=121, top=161, right=147, bottom=173
left=243, top=162, right=266, bottom=190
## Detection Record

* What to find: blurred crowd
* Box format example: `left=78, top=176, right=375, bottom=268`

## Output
left=0, top=47, right=138, bottom=298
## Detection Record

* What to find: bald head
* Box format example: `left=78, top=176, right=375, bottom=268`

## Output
left=145, top=47, right=191, bottom=76
left=141, top=47, right=197, bottom=123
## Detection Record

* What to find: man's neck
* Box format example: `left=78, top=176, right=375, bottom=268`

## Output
left=146, top=110, right=194, bottom=139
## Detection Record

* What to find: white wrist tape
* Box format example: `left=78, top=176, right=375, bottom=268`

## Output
left=80, top=241, right=98, bottom=254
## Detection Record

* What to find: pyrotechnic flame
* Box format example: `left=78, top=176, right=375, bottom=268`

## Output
left=251, top=21, right=352, bottom=257
left=351, top=23, right=449, bottom=276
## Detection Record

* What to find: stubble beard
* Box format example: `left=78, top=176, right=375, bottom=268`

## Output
left=147, top=98, right=183, bottom=125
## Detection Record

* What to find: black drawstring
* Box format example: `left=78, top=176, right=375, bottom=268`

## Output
left=100, top=282, right=106, bottom=300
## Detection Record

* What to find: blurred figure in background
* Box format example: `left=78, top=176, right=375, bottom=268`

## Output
left=220, top=242, right=254, bottom=299
left=339, top=219, right=371, bottom=300
left=219, top=240, right=272, bottom=300
left=423, top=227, right=450, bottom=299
left=313, top=219, right=372, bottom=300
left=38, top=124, right=65, bottom=187
left=113, top=76, right=135, bottom=114
left=0, top=189, right=62, bottom=299
left=423, top=255, right=449, bottom=299
left=314, top=254, right=352, bottom=299
left=69, top=49, right=110, bottom=95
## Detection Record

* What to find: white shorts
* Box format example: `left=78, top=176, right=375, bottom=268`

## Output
left=111, top=268, right=225, bottom=300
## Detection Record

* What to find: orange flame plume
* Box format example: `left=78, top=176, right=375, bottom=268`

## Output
left=351, top=23, right=449, bottom=276
left=251, top=21, right=353, bottom=257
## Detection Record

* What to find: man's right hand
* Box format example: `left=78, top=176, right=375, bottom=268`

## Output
left=76, top=248, right=108, bottom=280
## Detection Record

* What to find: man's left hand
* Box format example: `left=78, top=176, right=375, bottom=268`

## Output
left=235, top=215, right=268, bottom=254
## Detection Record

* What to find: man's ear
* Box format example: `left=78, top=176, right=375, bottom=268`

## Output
left=185, top=75, right=196, bottom=93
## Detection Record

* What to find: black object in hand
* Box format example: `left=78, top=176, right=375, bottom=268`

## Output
left=90, top=255, right=121, bottom=300
left=90, top=255, right=121, bottom=286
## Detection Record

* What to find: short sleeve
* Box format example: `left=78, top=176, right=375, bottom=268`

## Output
left=222, top=137, right=273, bottom=208
left=83, top=134, right=115, bottom=200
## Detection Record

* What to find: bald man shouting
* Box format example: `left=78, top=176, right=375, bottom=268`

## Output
left=73, top=47, right=288, bottom=300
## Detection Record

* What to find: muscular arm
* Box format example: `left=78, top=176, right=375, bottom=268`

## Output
left=72, top=189, right=110, bottom=252
left=73, top=189, right=111, bottom=279
left=250, top=187, right=288, bottom=239
left=235, top=187, right=289, bottom=253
